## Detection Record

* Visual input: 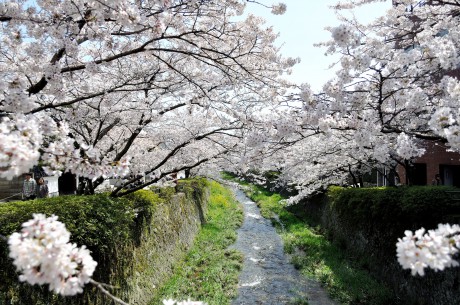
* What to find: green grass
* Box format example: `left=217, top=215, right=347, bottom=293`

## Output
left=224, top=173, right=394, bottom=305
left=149, top=180, right=244, bottom=305
left=220, top=171, right=249, bottom=186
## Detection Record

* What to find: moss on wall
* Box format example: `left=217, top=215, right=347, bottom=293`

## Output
left=0, top=178, right=209, bottom=305
left=125, top=179, right=209, bottom=304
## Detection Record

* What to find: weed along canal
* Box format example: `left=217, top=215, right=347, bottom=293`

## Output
left=229, top=185, right=336, bottom=305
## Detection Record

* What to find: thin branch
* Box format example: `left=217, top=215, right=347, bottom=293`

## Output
left=90, top=279, right=130, bottom=305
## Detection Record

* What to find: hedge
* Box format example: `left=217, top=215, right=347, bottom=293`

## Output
left=327, top=185, right=460, bottom=232
left=299, top=185, right=460, bottom=305
left=0, top=178, right=209, bottom=305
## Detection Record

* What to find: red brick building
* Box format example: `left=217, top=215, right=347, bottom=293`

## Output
left=398, top=141, right=460, bottom=186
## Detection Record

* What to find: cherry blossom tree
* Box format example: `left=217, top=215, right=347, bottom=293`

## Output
left=213, top=4, right=460, bottom=281
left=311, top=0, right=460, bottom=164
left=236, top=0, right=460, bottom=201
left=1, top=0, right=294, bottom=299
left=0, top=0, right=295, bottom=187
left=253, top=0, right=460, bottom=274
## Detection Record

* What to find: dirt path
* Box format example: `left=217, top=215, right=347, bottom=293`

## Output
left=228, top=184, right=337, bottom=305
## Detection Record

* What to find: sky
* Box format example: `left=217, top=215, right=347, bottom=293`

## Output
left=244, top=0, right=392, bottom=91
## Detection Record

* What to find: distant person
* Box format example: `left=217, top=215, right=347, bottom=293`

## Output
left=22, top=173, right=37, bottom=200
left=432, top=174, right=442, bottom=186
left=37, top=178, right=49, bottom=198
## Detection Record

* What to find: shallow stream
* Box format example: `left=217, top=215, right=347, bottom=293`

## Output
left=229, top=185, right=337, bottom=305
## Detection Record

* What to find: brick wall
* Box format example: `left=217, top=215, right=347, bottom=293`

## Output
left=398, top=141, right=460, bottom=186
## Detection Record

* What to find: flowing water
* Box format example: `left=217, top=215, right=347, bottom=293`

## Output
left=229, top=185, right=337, bottom=305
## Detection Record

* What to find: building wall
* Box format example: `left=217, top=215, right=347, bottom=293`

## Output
left=44, top=176, right=59, bottom=197
left=398, top=141, right=460, bottom=186
left=0, top=175, right=62, bottom=201
left=0, top=176, right=23, bottom=202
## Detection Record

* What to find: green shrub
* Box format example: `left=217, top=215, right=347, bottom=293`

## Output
left=322, top=186, right=460, bottom=304
left=0, top=178, right=209, bottom=305
left=328, top=185, right=458, bottom=229
left=0, top=193, right=150, bottom=304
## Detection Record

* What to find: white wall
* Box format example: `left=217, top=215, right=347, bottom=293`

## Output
left=44, top=176, right=59, bottom=197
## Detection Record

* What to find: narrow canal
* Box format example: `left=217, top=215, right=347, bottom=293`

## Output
left=229, top=185, right=337, bottom=305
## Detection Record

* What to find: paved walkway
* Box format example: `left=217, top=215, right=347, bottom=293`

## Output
left=229, top=184, right=337, bottom=305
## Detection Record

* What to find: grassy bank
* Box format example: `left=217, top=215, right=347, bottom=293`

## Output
left=223, top=173, right=394, bottom=305
left=149, top=180, right=244, bottom=305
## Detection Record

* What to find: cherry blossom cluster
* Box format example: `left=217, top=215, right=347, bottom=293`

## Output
left=163, top=299, right=207, bottom=305
left=0, top=115, right=41, bottom=179
left=41, top=139, right=131, bottom=179
left=8, top=214, right=97, bottom=296
left=395, top=133, right=425, bottom=160
left=0, top=111, right=130, bottom=180
left=271, top=3, right=287, bottom=15
left=330, top=24, right=358, bottom=47
left=245, top=131, right=267, bottom=148
left=396, top=224, right=460, bottom=276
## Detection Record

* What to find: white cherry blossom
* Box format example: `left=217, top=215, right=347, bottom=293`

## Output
left=397, top=224, right=460, bottom=276
left=8, top=214, right=97, bottom=296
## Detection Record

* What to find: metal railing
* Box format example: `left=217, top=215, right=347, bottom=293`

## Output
left=0, top=192, right=22, bottom=203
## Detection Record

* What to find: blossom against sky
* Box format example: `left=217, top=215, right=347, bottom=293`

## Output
left=245, top=0, right=392, bottom=91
